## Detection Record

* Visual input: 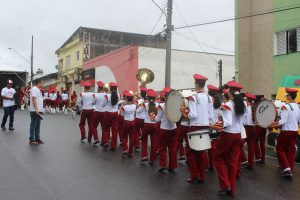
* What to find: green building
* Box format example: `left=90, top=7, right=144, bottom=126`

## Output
left=236, top=0, right=300, bottom=98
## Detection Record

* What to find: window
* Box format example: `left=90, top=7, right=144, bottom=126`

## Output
left=288, top=29, right=297, bottom=53
left=76, top=51, right=80, bottom=61
left=66, top=55, right=71, bottom=69
left=275, top=28, right=300, bottom=55
left=59, top=59, right=63, bottom=68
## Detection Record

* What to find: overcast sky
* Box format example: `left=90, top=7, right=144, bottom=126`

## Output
left=0, top=0, right=234, bottom=74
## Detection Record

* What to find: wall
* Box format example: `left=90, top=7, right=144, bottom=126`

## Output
left=236, top=0, right=274, bottom=96
left=273, top=0, right=300, bottom=91
left=83, top=46, right=235, bottom=93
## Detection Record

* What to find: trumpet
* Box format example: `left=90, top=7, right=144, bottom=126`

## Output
left=148, top=102, right=158, bottom=122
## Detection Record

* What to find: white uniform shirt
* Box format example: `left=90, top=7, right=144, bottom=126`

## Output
left=181, top=119, right=190, bottom=127
left=122, top=104, right=137, bottom=121
left=188, top=92, right=214, bottom=127
left=135, top=99, right=146, bottom=119
left=104, top=94, right=119, bottom=113
left=44, top=92, right=49, bottom=100
left=29, top=86, right=43, bottom=112
left=81, top=92, right=95, bottom=110
left=136, top=102, right=157, bottom=124
left=155, top=103, right=177, bottom=130
left=222, top=101, right=245, bottom=134
left=49, top=93, right=57, bottom=101
left=1, top=87, right=16, bottom=107
left=278, top=103, right=300, bottom=131
left=61, top=93, right=69, bottom=101
left=243, top=102, right=254, bottom=126
left=94, top=93, right=107, bottom=112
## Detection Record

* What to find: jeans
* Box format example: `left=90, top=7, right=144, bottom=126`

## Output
left=29, top=112, right=41, bottom=140
left=1, top=106, right=15, bottom=128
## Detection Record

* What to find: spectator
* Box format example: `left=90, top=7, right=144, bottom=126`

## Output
left=29, top=79, right=44, bottom=145
left=1, top=80, right=16, bottom=131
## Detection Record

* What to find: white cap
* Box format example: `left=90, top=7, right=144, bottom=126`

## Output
left=8, top=80, right=13, bottom=84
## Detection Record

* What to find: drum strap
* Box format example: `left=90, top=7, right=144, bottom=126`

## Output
left=193, top=93, right=211, bottom=104
left=286, top=103, right=294, bottom=111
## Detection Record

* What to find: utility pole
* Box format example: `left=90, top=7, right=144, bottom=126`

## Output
left=218, top=60, right=223, bottom=87
left=30, top=35, right=33, bottom=86
left=164, top=0, right=173, bottom=87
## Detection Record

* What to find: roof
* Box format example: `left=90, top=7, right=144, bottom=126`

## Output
left=0, top=63, right=26, bottom=73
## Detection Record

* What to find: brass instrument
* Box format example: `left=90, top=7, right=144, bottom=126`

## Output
left=148, top=101, right=158, bottom=122
left=136, top=68, right=155, bottom=87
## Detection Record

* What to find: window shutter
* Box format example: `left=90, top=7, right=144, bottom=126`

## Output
left=297, top=28, right=300, bottom=52
left=277, top=31, right=287, bottom=55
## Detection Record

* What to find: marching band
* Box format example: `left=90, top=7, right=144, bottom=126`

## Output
left=17, top=73, right=300, bottom=197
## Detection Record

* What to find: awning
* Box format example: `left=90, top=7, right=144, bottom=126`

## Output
left=0, top=63, right=26, bottom=73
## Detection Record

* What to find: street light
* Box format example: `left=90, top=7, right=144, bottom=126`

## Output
left=8, top=36, right=34, bottom=86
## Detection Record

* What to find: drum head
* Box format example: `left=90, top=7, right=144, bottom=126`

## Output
left=165, top=90, right=184, bottom=123
left=255, top=100, right=277, bottom=128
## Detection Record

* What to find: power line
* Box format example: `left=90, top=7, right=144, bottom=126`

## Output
left=149, top=0, right=166, bottom=16
left=175, top=4, right=300, bottom=30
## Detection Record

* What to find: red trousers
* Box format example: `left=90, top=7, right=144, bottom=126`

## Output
left=141, top=123, right=158, bottom=161
left=185, top=126, right=209, bottom=181
left=254, top=126, right=266, bottom=161
left=122, top=120, right=135, bottom=155
left=93, top=111, right=106, bottom=142
left=50, top=100, right=56, bottom=108
left=118, top=115, right=124, bottom=144
left=63, top=100, right=68, bottom=108
left=134, top=118, right=144, bottom=147
left=215, top=132, right=241, bottom=194
left=244, top=125, right=255, bottom=166
left=276, top=131, right=297, bottom=173
left=159, top=129, right=178, bottom=169
left=102, top=112, right=119, bottom=149
left=208, top=139, right=218, bottom=169
left=79, top=109, right=95, bottom=142
left=177, top=125, right=189, bottom=157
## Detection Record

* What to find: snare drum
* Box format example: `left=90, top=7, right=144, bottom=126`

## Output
left=187, top=129, right=211, bottom=151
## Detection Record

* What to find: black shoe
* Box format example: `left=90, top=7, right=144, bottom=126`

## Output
left=149, top=161, right=154, bottom=165
left=218, top=188, right=231, bottom=196
left=168, top=168, right=176, bottom=173
left=158, top=168, right=167, bottom=173
left=1, top=126, right=6, bottom=131
left=245, top=164, right=253, bottom=170
left=282, top=170, right=293, bottom=178
left=208, top=167, right=215, bottom=172
left=80, top=137, right=87, bottom=142
left=122, top=151, right=128, bottom=157
left=9, top=127, right=14, bottom=131
left=256, top=160, right=265, bottom=165
left=127, top=154, right=132, bottom=158
left=178, top=156, right=186, bottom=160
left=186, top=178, right=202, bottom=184
left=103, top=143, right=109, bottom=149
left=110, top=148, right=116, bottom=152
left=140, top=157, right=149, bottom=162
left=93, top=140, right=100, bottom=145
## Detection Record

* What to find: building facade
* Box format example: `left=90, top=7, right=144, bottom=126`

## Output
left=83, top=45, right=235, bottom=94
left=236, top=0, right=300, bottom=97
left=56, top=27, right=166, bottom=94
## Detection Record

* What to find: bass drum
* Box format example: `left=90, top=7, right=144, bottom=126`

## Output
left=187, top=129, right=211, bottom=151
left=165, top=90, right=184, bottom=123
left=255, top=100, right=277, bottom=128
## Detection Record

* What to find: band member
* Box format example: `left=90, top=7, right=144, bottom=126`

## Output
left=119, top=91, right=137, bottom=158
left=271, top=88, right=300, bottom=178
left=155, top=90, right=178, bottom=172
left=93, top=81, right=106, bottom=145
left=207, top=84, right=222, bottom=171
left=61, top=90, right=69, bottom=113
left=182, top=74, right=214, bottom=184
left=78, top=82, right=96, bottom=143
left=56, top=91, right=62, bottom=112
left=241, top=92, right=256, bottom=169
left=138, top=89, right=159, bottom=163
left=44, top=90, right=50, bottom=112
left=118, top=90, right=128, bottom=146
left=20, top=86, right=25, bottom=110
left=102, top=82, right=119, bottom=150
left=71, top=91, right=78, bottom=118
left=214, top=81, right=246, bottom=197
left=177, top=118, right=189, bottom=160
left=49, top=90, right=57, bottom=113
left=134, top=86, right=147, bottom=150
left=254, top=96, right=267, bottom=164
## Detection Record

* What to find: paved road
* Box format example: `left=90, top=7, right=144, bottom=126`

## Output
left=0, top=110, right=300, bottom=200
